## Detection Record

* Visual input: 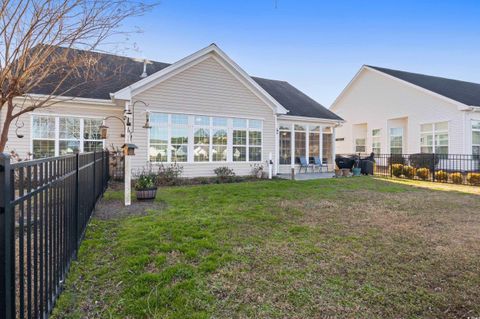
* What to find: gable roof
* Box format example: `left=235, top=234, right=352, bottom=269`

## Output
left=27, top=45, right=341, bottom=121
left=367, top=66, right=480, bottom=107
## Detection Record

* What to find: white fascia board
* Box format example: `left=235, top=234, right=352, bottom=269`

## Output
left=20, top=94, right=117, bottom=107
left=277, top=114, right=344, bottom=125
left=364, top=66, right=469, bottom=111
left=111, top=44, right=288, bottom=115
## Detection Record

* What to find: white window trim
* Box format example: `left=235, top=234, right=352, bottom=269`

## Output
left=30, top=114, right=105, bottom=157
left=420, top=121, right=449, bottom=154
left=354, top=138, right=366, bottom=153
left=148, top=113, right=263, bottom=164
left=472, top=120, right=480, bottom=155
left=372, top=129, right=381, bottom=154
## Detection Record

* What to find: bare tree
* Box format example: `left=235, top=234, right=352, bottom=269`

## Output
left=0, top=0, right=156, bottom=152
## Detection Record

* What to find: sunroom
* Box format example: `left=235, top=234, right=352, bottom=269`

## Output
left=277, top=119, right=336, bottom=174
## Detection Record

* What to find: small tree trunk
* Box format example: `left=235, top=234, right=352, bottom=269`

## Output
left=0, top=99, right=14, bottom=153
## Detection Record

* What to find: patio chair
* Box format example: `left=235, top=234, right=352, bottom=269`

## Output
left=299, top=156, right=313, bottom=173
left=313, top=156, right=328, bottom=173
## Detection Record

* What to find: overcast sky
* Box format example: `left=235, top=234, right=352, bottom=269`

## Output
left=117, top=0, right=480, bottom=107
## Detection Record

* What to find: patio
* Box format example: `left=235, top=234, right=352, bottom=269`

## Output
left=277, top=171, right=335, bottom=180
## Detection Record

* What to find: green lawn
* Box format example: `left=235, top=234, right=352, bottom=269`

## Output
left=52, top=177, right=480, bottom=319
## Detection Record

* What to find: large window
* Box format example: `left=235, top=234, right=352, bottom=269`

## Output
left=355, top=138, right=366, bottom=153
left=372, top=129, right=381, bottom=154
left=389, top=127, right=403, bottom=154
left=279, top=124, right=291, bottom=165
left=294, top=125, right=306, bottom=164
left=32, top=115, right=104, bottom=159
left=308, top=125, right=320, bottom=162
left=473, top=120, right=480, bottom=155
left=322, top=127, right=333, bottom=164
left=148, top=113, right=262, bottom=163
left=420, top=122, right=448, bottom=154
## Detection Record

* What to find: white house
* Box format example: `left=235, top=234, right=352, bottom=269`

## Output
left=0, top=44, right=343, bottom=177
left=331, top=65, right=480, bottom=157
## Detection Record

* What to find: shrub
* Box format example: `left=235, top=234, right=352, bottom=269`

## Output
left=416, top=167, right=430, bottom=180
left=250, top=163, right=265, bottom=179
left=467, top=173, right=480, bottom=185
left=391, top=164, right=403, bottom=177
left=157, top=162, right=184, bottom=186
left=402, top=165, right=416, bottom=179
left=214, top=167, right=236, bottom=183
left=409, top=153, right=439, bottom=170
left=435, top=170, right=448, bottom=182
left=450, top=172, right=463, bottom=184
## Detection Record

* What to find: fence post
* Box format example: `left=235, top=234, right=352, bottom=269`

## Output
left=0, top=153, right=15, bottom=319
left=74, top=153, right=79, bottom=255
left=390, top=154, right=393, bottom=178
left=93, top=151, right=96, bottom=201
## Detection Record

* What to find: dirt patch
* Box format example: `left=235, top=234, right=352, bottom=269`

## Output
left=93, top=197, right=167, bottom=220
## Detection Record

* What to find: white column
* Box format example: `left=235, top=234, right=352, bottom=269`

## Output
left=124, top=101, right=132, bottom=206
left=332, top=126, right=336, bottom=167
left=319, top=127, right=324, bottom=164
left=290, top=123, right=295, bottom=169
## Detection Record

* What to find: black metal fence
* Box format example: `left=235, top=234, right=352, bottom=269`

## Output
left=345, top=153, right=480, bottom=185
left=0, top=151, right=109, bottom=319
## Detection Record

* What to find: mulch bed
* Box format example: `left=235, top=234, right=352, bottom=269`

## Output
left=93, top=197, right=167, bottom=220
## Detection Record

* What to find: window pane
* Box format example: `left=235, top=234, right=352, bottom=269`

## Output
left=212, top=117, right=227, bottom=127
left=435, top=122, right=448, bottom=131
left=249, top=120, right=262, bottom=129
left=420, top=133, right=433, bottom=146
left=249, top=131, right=262, bottom=146
left=171, top=145, right=188, bottom=162
left=421, top=146, right=433, bottom=153
left=323, top=127, right=332, bottom=133
left=194, top=128, right=210, bottom=144
left=195, top=116, right=210, bottom=126
left=212, top=146, right=227, bottom=161
left=249, top=147, right=261, bottom=161
left=390, top=127, right=403, bottom=136
left=372, top=129, right=381, bottom=137
left=355, top=138, right=366, bottom=153
left=59, top=117, right=80, bottom=139
left=194, top=145, right=209, bottom=162
left=84, top=141, right=103, bottom=152
left=294, top=132, right=306, bottom=164
left=322, top=133, right=332, bottom=163
left=473, top=131, right=480, bottom=145
left=150, top=127, right=168, bottom=144
left=473, top=145, right=480, bottom=155
left=59, top=140, right=80, bottom=155
left=420, top=123, right=433, bottom=132
left=32, top=116, right=55, bottom=139
left=171, top=127, right=188, bottom=144
left=279, top=123, right=290, bottom=131
left=473, top=120, right=480, bottom=130
left=309, top=125, right=320, bottom=132
left=33, top=140, right=55, bottom=158
left=279, top=131, right=291, bottom=164
left=309, top=133, right=320, bottom=159
left=149, top=145, right=168, bottom=162
left=233, top=118, right=247, bottom=128
left=233, top=146, right=246, bottom=161
left=294, top=124, right=305, bottom=131
left=435, top=133, right=448, bottom=146
left=233, top=130, right=247, bottom=145
left=84, top=118, right=102, bottom=140
left=151, top=113, right=168, bottom=124
left=435, top=146, right=448, bottom=154
left=212, top=129, right=227, bottom=145
left=172, top=114, right=188, bottom=125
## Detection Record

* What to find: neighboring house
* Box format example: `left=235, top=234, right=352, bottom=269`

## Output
left=331, top=65, right=480, bottom=157
left=0, top=44, right=343, bottom=177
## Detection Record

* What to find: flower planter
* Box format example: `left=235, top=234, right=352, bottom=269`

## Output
left=352, top=167, right=361, bottom=176
left=136, top=187, right=158, bottom=200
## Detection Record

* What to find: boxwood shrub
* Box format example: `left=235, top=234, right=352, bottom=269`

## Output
left=416, top=167, right=430, bottom=180
left=450, top=172, right=463, bottom=184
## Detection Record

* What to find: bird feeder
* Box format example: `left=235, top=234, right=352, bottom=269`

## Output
left=122, top=143, right=138, bottom=156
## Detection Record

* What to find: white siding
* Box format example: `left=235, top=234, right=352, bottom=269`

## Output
left=0, top=98, right=124, bottom=157
left=131, top=55, right=277, bottom=177
left=333, top=68, right=465, bottom=155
